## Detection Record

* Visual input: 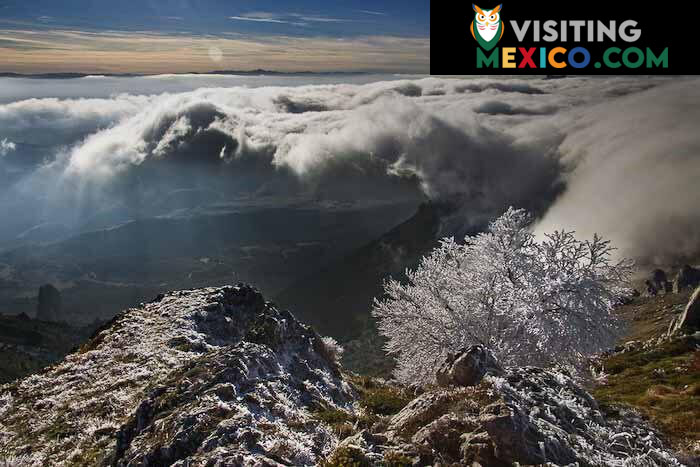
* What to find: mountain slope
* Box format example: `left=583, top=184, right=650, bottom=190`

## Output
left=276, top=202, right=455, bottom=340
left=0, top=314, right=97, bottom=384
left=0, top=200, right=418, bottom=324
left=0, top=284, right=686, bottom=466
left=0, top=285, right=353, bottom=465
left=592, top=285, right=700, bottom=458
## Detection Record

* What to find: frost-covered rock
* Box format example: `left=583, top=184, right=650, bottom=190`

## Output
left=673, top=286, right=700, bottom=332
left=389, top=390, right=461, bottom=438
left=0, top=285, right=354, bottom=466
left=436, top=345, right=503, bottom=387
left=478, top=368, right=681, bottom=466
left=0, top=284, right=684, bottom=466
left=337, top=367, right=683, bottom=466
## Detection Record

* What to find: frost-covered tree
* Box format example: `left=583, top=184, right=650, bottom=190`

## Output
left=373, top=207, right=633, bottom=385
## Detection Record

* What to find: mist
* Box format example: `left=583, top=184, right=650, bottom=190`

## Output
left=533, top=79, right=700, bottom=266
left=1, top=74, right=698, bottom=266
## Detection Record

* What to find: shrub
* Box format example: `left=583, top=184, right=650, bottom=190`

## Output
left=373, top=207, right=633, bottom=384
left=321, top=445, right=371, bottom=467
left=383, top=450, right=414, bottom=466
left=360, top=386, right=411, bottom=416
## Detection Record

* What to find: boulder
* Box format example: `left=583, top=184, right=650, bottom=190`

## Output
left=622, top=340, right=641, bottom=353
left=672, top=264, right=700, bottom=294
left=395, top=366, right=679, bottom=466
left=673, top=286, right=700, bottom=332
left=458, top=367, right=675, bottom=466
left=474, top=401, right=577, bottom=465
left=436, top=345, right=503, bottom=387
left=389, top=390, right=458, bottom=438
left=412, top=413, right=477, bottom=460
left=334, top=430, right=387, bottom=464
left=644, top=269, right=671, bottom=296
left=36, top=283, right=61, bottom=321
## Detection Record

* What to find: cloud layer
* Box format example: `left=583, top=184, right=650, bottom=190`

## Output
left=533, top=80, right=700, bottom=266
left=1, top=75, right=698, bottom=266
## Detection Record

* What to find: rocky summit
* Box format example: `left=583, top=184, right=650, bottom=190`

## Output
left=0, top=285, right=688, bottom=466
left=0, top=285, right=353, bottom=466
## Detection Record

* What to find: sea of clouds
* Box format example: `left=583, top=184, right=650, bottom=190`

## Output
left=0, top=74, right=698, bottom=265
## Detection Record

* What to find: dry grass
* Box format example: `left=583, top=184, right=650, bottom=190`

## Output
left=593, top=291, right=700, bottom=454
left=614, top=291, right=692, bottom=342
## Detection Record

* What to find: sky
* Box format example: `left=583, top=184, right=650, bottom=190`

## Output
left=0, top=0, right=430, bottom=74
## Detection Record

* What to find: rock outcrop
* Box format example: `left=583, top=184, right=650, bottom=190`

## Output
left=330, top=364, right=682, bottom=466
left=672, top=286, right=700, bottom=333
left=645, top=268, right=672, bottom=297
left=637, top=265, right=700, bottom=299
left=436, top=345, right=503, bottom=387
left=673, top=264, right=700, bottom=294
left=36, top=283, right=61, bottom=321
left=0, top=289, right=685, bottom=466
left=0, top=285, right=353, bottom=466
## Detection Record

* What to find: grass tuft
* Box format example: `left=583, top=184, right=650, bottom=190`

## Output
left=593, top=335, right=700, bottom=449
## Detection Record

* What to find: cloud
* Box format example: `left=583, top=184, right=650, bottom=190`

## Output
left=228, top=13, right=299, bottom=25
left=288, top=14, right=353, bottom=23
left=474, top=100, right=558, bottom=116
left=2, top=75, right=698, bottom=267
left=0, top=95, right=151, bottom=145
left=533, top=79, right=700, bottom=267
left=229, top=12, right=353, bottom=25
left=0, top=138, right=15, bottom=156
left=1, top=77, right=567, bottom=245
left=53, top=78, right=561, bottom=189
left=356, top=10, right=387, bottom=16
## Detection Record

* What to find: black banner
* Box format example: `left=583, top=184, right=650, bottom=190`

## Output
left=431, top=1, right=699, bottom=75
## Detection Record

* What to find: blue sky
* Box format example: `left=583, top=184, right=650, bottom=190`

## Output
left=0, top=0, right=430, bottom=73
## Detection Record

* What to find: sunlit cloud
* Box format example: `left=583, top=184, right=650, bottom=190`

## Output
left=289, top=13, right=354, bottom=23
left=0, top=29, right=430, bottom=73
left=357, top=10, right=387, bottom=16
left=4, top=75, right=694, bottom=266
left=0, top=138, right=16, bottom=156
left=228, top=13, right=296, bottom=25
left=228, top=11, right=352, bottom=26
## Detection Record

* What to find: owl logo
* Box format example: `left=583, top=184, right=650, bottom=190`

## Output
left=471, top=4, right=504, bottom=50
